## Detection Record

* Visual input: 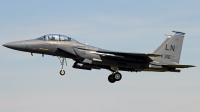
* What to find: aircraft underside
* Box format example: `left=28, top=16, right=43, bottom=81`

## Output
left=57, top=56, right=181, bottom=83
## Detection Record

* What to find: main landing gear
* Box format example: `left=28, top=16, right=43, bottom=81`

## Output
left=108, top=72, right=122, bottom=83
left=108, top=66, right=122, bottom=83
left=58, top=57, right=67, bottom=76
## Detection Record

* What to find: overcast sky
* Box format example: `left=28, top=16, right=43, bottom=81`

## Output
left=0, top=0, right=200, bottom=112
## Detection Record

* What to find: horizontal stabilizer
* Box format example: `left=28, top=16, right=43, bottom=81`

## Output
left=165, top=65, right=195, bottom=68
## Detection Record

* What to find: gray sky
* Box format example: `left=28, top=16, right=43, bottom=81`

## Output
left=0, top=0, right=200, bottom=112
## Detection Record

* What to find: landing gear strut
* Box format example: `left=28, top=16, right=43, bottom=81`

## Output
left=58, top=57, right=67, bottom=75
left=108, top=72, right=122, bottom=83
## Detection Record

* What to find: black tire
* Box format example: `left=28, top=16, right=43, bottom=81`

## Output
left=60, top=70, right=65, bottom=75
left=113, top=72, right=122, bottom=81
left=108, top=75, right=115, bottom=83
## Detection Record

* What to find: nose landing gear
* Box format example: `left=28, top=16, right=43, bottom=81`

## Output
left=58, top=57, right=67, bottom=75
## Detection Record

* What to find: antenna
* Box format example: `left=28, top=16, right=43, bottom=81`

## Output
left=164, top=34, right=172, bottom=38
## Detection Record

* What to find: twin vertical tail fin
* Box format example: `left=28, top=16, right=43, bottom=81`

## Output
left=152, top=31, right=185, bottom=64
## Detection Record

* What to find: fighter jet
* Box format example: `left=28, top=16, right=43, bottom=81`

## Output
left=3, top=31, right=195, bottom=83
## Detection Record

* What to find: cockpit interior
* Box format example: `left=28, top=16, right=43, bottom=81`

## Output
left=37, top=34, right=78, bottom=42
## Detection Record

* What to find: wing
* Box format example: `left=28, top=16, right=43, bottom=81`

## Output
left=93, top=50, right=161, bottom=62
left=96, top=50, right=161, bottom=57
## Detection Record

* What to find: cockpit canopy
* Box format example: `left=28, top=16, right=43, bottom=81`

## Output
left=37, top=34, right=78, bottom=42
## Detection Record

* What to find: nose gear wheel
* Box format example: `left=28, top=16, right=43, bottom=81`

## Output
left=60, top=70, right=65, bottom=75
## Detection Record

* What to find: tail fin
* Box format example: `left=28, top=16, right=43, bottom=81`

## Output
left=152, top=31, right=185, bottom=64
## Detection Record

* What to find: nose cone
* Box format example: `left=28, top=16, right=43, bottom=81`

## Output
left=3, top=41, right=26, bottom=51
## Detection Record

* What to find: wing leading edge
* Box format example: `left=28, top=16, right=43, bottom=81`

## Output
left=96, top=50, right=161, bottom=62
